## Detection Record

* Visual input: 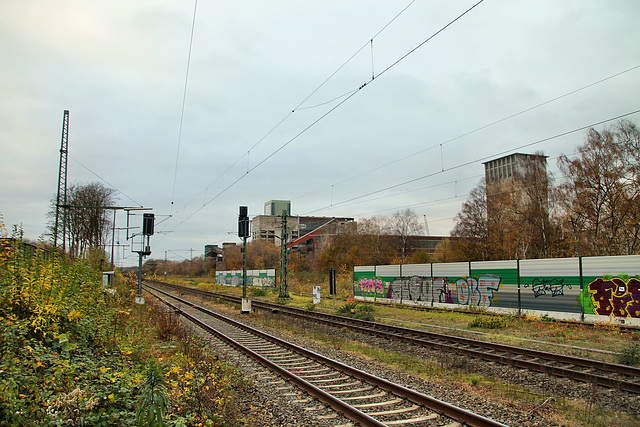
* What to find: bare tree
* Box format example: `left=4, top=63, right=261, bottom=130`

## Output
left=387, top=208, right=423, bottom=262
left=450, top=179, right=491, bottom=260
left=451, top=157, right=558, bottom=261
left=507, top=152, right=556, bottom=259
left=558, top=120, right=640, bottom=256
left=49, top=182, right=116, bottom=259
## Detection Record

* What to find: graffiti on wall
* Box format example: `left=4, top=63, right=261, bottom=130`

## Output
left=381, top=275, right=501, bottom=306
left=456, top=276, right=502, bottom=307
left=387, top=276, right=442, bottom=302
left=358, top=277, right=385, bottom=297
left=524, top=278, right=572, bottom=298
left=356, top=274, right=503, bottom=307
left=588, top=277, right=640, bottom=318
left=437, top=279, right=454, bottom=304
left=250, top=276, right=275, bottom=288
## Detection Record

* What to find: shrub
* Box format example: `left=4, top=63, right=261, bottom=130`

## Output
left=0, top=222, right=250, bottom=427
left=249, top=287, right=268, bottom=297
left=468, top=316, right=508, bottom=329
left=337, top=302, right=375, bottom=322
left=0, top=230, right=144, bottom=425
left=617, top=343, right=640, bottom=366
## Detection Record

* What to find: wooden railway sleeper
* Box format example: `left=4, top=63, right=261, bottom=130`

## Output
left=299, top=372, right=343, bottom=380
left=322, top=382, right=365, bottom=391
left=291, top=367, right=332, bottom=375
left=331, top=386, right=376, bottom=395
left=340, top=391, right=388, bottom=402
left=352, top=398, right=403, bottom=409
left=367, top=404, right=421, bottom=417
left=385, top=413, right=440, bottom=425
left=309, top=376, right=351, bottom=384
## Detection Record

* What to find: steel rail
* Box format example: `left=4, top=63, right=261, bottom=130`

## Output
left=145, top=289, right=388, bottom=426
left=255, top=300, right=640, bottom=394
left=145, top=282, right=509, bottom=427
left=147, top=280, right=640, bottom=394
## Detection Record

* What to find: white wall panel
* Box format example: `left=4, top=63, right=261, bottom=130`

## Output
left=582, top=255, right=640, bottom=277
left=401, top=263, right=431, bottom=276
left=471, top=260, right=517, bottom=270
left=376, top=265, right=401, bottom=277
left=432, top=262, right=469, bottom=277
left=520, top=257, right=579, bottom=277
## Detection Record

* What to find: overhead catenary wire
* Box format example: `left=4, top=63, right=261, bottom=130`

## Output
left=164, top=0, right=485, bottom=234
left=178, top=0, right=420, bottom=212
left=70, top=155, right=143, bottom=207
left=170, top=0, right=199, bottom=211
left=302, top=108, right=640, bottom=215
left=292, top=63, right=640, bottom=202
left=335, top=149, right=606, bottom=229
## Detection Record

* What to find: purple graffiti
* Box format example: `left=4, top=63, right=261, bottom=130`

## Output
left=438, top=279, right=454, bottom=304
left=588, top=277, right=640, bottom=318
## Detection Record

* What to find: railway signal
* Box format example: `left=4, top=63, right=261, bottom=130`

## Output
left=239, top=206, right=251, bottom=313
left=238, top=206, right=249, bottom=238
left=132, top=211, right=154, bottom=304
left=143, top=213, right=155, bottom=236
left=329, top=266, right=336, bottom=309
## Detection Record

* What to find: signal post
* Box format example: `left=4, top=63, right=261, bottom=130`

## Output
left=238, top=206, right=251, bottom=313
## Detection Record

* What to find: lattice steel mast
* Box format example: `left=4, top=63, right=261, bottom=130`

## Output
left=54, top=110, right=69, bottom=251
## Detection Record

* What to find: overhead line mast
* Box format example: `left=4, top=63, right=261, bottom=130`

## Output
left=54, top=110, right=69, bottom=251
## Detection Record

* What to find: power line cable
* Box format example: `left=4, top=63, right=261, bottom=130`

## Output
left=302, top=108, right=640, bottom=215
left=170, top=0, right=198, bottom=211
left=348, top=153, right=590, bottom=231
left=70, top=155, right=143, bottom=207
left=338, top=151, right=571, bottom=218
left=293, top=63, right=640, bottom=201
left=165, top=0, right=482, bottom=233
left=183, top=0, right=420, bottom=210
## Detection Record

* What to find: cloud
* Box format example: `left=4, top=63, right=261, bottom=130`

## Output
left=2, top=0, right=640, bottom=265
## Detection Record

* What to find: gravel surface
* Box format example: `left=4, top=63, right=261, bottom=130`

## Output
left=163, top=293, right=640, bottom=426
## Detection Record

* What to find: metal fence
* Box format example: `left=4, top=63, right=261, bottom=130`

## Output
left=353, top=255, right=640, bottom=322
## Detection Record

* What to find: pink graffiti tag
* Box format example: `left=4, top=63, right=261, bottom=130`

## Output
left=588, top=277, right=640, bottom=318
left=359, top=277, right=384, bottom=296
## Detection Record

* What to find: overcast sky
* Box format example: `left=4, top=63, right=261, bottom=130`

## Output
left=2, top=0, right=639, bottom=267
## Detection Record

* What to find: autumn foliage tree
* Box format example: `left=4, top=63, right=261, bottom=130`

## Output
left=558, top=119, right=640, bottom=256
left=448, top=119, right=640, bottom=261
left=318, top=212, right=419, bottom=272
left=448, top=179, right=491, bottom=260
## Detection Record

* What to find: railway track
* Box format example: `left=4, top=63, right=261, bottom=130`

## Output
left=147, top=280, right=640, bottom=395
left=144, top=282, right=508, bottom=427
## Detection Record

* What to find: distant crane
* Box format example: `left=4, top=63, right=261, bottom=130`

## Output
left=423, top=214, right=430, bottom=236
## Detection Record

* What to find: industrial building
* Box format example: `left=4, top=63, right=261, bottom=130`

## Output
left=252, top=200, right=356, bottom=254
